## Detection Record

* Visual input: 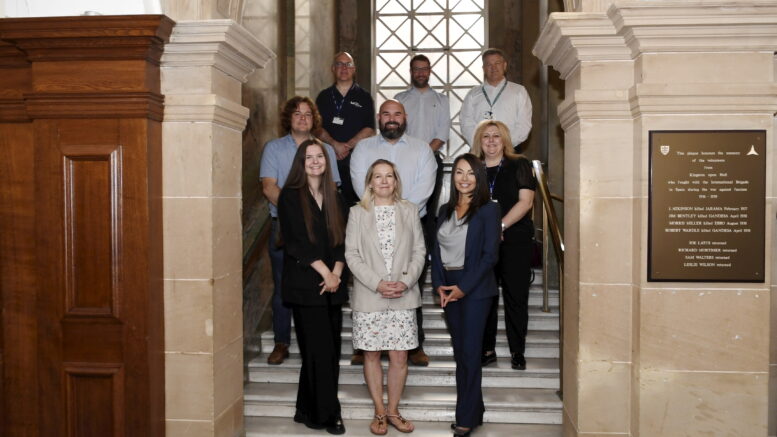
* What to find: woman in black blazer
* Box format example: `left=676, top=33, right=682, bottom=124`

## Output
left=432, top=153, right=500, bottom=437
left=278, top=139, right=348, bottom=435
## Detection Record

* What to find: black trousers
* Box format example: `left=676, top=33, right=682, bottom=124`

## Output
left=414, top=152, right=444, bottom=346
left=292, top=303, right=343, bottom=426
left=336, top=155, right=358, bottom=206
left=483, top=241, right=532, bottom=356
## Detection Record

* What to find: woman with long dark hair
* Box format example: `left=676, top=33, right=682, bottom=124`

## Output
left=470, top=120, right=536, bottom=371
left=278, top=139, right=348, bottom=434
left=431, top=153, right=500, bottom=436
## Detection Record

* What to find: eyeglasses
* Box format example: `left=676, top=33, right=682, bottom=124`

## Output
left=333, top=62, right=355, bottom=68
left=411, top=67, right=431, bottom=72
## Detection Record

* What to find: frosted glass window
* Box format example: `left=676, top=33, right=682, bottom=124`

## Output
left=375, top=0, right=487, bottom=160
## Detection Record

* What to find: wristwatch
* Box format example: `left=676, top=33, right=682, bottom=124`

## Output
left=501, top=222, right=506, bottom=232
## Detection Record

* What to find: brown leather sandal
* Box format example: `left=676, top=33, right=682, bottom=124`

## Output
left=370, top=414, right=388, bottom=435
left=387, top=413, right=414, bottom=433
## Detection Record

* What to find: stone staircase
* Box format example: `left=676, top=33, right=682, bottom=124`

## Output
left=244, top=272, right=563, bottom=436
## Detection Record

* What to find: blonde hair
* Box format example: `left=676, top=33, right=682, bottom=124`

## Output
left=470, top=120, right=519, bottom=160
left=358, top=159, right=403, bottom=209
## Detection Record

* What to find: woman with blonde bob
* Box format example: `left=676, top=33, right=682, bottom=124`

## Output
left=470, top=119, right=536, bottom=372
left=345, top=159, right=426, bottom=435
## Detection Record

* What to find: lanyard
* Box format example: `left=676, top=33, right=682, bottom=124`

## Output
left=488, top=158, right=504, bottom=198
left=331, top=83, right=354, bottom=115
left=482, top=81, right=507, bottom=117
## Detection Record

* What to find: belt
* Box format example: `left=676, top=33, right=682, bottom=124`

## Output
left=444, top=266, right=463, bottom=271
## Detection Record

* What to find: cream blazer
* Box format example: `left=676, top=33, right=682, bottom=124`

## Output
left=345, top=200, right=426, bottom=312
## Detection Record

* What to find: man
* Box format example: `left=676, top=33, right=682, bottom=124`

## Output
left=316, top=52, right=376, bottom=205
left=394, top=54, right=451, bottom=366
left=260, top=96, right=341, bottom=365
left=460, top=48, right=532, bottom=151
left=350, top=99, right=437, bottom=366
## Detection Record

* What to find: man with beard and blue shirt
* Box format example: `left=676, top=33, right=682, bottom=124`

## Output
left=349, top=99, right=437, bottom=366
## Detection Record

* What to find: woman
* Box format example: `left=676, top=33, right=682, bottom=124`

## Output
left=345, top=159, right=425, bottom=435
left=432, top=154, right=500, bottom=437
left=278, top=139, right=348, bottom=435
left=470, top=120, right=536, bottom=371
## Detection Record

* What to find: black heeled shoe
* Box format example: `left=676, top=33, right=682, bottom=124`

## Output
left=326, top=417, right=346, bottom=435
left=452, top=425, right=472, bottom=436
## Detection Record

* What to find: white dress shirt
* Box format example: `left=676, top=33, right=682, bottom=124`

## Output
left=460, top=78, right=532, bottom=148
left=350, top=134, right=437, bottom=217
left=394, top=86, right=451, bottom=145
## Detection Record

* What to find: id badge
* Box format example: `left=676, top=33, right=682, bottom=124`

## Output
left=333, top=116, right=345, bottom=125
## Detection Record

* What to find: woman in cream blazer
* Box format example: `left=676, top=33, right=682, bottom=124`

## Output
left=345, top=159, right=426, bottom=435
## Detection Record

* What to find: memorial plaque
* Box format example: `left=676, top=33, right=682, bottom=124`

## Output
left=648, top=130, right=765, bottom=282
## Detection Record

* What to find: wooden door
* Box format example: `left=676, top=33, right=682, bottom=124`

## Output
left=0, top=16, right=172, bottom=437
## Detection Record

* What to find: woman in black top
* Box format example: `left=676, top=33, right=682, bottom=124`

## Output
left=470, top=120, right=537, bottom=371
left=278, top=139, right=348, bottom=434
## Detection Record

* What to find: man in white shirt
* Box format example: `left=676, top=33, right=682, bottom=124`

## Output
left=460, top=48, right=532, bottom=150
left=394, top=55, right=451, bottom=366
left=351, top=100, right=437, bottom=219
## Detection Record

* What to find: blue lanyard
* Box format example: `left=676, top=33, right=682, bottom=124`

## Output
left=488, top=158, right=504, bottom=198
left=331, top=83, right=354, bottom=115
left=482, top=81, right=507, bottom=115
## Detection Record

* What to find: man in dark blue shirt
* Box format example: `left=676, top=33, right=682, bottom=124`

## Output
left=316, top=52, right=375, bottom=205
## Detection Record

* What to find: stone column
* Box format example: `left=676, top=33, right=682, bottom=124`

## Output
left=534, top=2, right=777, bottom=436
left=160, top=20, right=274, bottom=436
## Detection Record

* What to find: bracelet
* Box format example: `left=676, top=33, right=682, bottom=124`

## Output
left=501, top=222, right=506, bottom=231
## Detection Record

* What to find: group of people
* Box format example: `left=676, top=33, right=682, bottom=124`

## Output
left=260, top=48, right=536, bottom=437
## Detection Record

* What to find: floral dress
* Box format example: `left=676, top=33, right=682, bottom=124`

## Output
left=352, top=205, right=419, bottom=351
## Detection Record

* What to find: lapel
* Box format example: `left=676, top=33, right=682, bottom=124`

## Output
left=363, top=206, right=382, bottom=256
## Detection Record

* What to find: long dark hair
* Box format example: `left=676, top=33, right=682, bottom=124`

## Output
left=442, top=153, right=490, bottom=224
left=283, top=139, right=345, bottom=246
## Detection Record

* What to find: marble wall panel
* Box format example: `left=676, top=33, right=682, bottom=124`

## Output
left=215, top=396, right=243, bottom=437
left=165, top=279, right=214, bottom=353
left=213, top=271, right=243, bottom=350
left=638, top=53, right=773, bottom=85
left=640, top=288, right=770, bottom=372
left=212, top=197, right=243, bottom=279
left=166, top=420, right=214, bottom=437
left=213, top=337, right=243, bottom=417
left=579, top=60, right=633, bottom=90
left=639, top=370, right=768, bottom=437
left=164, top=197, right=214, bottom=279
left=769, top=364, right=776, bottom=436
left=163, top=123, right=214, bottom=198
left=578, top=198, right=633, bottom=284
left=579, top=120, right=635, bottom=199
left=578, top=284, right=631, bottom=362
left=212, top=125, right=242, bottom=198
left=165, top=352, right=215, bottom=420
left=577, top=361, right=631, bottom=433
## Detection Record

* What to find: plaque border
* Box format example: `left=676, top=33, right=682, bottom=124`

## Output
left=647, top=129, right=766, bottom=283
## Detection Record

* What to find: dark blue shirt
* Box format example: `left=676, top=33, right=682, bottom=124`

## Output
left=316, top=83, right=375, bottom=143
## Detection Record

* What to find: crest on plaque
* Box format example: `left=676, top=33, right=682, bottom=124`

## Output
left=660, top=145, right=670, bottom=155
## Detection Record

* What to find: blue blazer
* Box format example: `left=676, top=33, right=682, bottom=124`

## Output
left=431, top=202, right=500, bottom=300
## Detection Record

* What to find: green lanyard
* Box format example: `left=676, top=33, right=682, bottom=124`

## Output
left=481, top=81, right=507, bottom=119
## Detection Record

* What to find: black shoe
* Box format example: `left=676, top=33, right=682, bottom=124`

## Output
left=326, top=418, right=346, bottom=435
left=453, top=426, right=472, bottom=436
left=293, top=412, right=325, bottom=430
left=511, top=353, right=526, bottom=370
left=480, top=351, right=497, bottom=366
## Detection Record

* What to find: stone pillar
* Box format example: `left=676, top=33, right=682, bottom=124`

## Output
left=534, top=2, right=777, bottom=436
left=160, top=20, right=274, bottom=436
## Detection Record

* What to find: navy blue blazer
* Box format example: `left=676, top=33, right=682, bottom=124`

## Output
left=431, top=202, right=500, bottom=300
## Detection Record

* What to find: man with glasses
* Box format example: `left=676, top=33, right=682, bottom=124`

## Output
left=394, top=54, right=451, bottom=366
left=460, top=48, right=532, bottom=151
left=316, top=52, right=376, bottom=205
left=261, top=96, right=341, bottom=365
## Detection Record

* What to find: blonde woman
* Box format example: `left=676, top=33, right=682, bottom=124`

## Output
left=345, top=159, right=426, bottom=435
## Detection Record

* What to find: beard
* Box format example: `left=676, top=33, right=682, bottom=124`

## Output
left=379, top=121, right=406, bottom=140
left=411, top=76, right=428, bottom=88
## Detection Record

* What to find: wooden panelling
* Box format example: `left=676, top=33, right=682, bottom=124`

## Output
left=0, top=15, right=171, bottom=437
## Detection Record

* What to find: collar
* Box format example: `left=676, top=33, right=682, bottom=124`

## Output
left=483, top=78, right=507, bottom=91
left=378, top=133, right=408, bottom=146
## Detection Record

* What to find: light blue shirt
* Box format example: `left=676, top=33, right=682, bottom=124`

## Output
left=350, top=134, right=437, bottom=217
left=259, top=134, right=341, bottom=217
left=394, top=86, right=451, bottom=145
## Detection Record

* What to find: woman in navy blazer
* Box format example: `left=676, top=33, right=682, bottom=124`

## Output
left=432, top=153, right=500, bottom=436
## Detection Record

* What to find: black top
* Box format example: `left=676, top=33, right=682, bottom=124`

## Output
left=278, top=187, right=349, bottom=306
left=316, top=83, right=376, bottom=143
left=486, top=156, right=537, bottom=244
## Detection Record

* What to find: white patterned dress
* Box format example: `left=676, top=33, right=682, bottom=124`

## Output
left=352, top=205, right=419, bottom=351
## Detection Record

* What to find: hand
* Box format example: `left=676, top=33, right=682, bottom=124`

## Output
left=377, top=280, right=403, bottom=299
left=333, top=141, right=350, bottom=160
left=319, top=272, right=341, bottom=294
left=438, top=285, right=465, bottom=308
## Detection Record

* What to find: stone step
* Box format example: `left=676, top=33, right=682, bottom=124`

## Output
left=418, top=284, right=559, bottom=305
left=260, top=329, right=560, bottom=358
left=245, top=416, right=563, bottom=437
left=249, top=355, right=560, bottom=389
left=244, top=382, right=563, bottom=425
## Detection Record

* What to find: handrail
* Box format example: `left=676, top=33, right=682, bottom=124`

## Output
left=531, top=160, right=565, bottom=399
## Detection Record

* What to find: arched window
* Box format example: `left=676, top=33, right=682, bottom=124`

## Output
left=374, top=0, right=487, bottom=160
